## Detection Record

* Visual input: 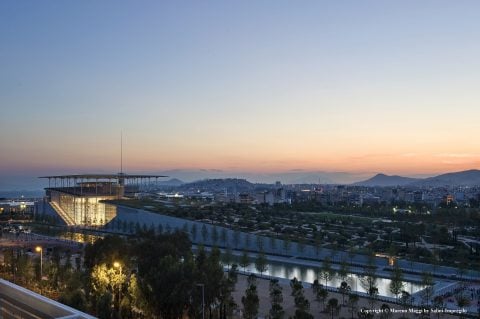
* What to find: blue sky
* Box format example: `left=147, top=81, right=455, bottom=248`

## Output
left=1, top=1, right=480, bottom=189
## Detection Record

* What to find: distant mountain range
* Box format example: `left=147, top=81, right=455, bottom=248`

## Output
left=152, top=169, right=370, bottom=185
left=353, top=169, right=480, bottom=187
left=414, top=169, right=480, bottom=187
left=352, top=174, right=420, bottom=187
left=2, top=169, right=480, bottom=196
left=162, top=170, right=480, bottom=189
left=179, top=178, right=255, bottom=192
left=156, top=178, right=185, bottom=187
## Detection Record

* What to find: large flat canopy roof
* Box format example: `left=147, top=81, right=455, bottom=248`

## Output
left=39, top=173, right=167, bottom=179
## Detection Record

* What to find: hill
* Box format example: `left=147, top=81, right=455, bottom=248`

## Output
left=179, top=178, right=255, bottom=192
left=353, top=174, right=419, bottom=187
left=156, top=178, right=184, bottom=187
left=354, top=169, right=480, bottom=187
left=412, top=169, right=480, bottom=187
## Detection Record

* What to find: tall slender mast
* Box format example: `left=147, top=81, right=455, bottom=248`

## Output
left=120, top=131, right=123, bottom=174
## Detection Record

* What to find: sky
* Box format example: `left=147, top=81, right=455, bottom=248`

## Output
left=1, top=1, right=480, bottom=189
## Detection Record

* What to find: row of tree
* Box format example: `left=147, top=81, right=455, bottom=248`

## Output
left=82, top=231, right=240, bottom=319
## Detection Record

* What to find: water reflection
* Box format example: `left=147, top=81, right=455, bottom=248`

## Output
left=238, top=259, right=422, bottom=297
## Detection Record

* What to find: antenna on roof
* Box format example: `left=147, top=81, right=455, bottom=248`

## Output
left=120, top=130, right=123, bottom=174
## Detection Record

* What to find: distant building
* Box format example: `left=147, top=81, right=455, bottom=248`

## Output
left=361, top=193, right=380, bottom=205
left=255, top=191, right=275, bottom=206
left=444, top=194, right=455, bottom=205
left=237, top=193, right=253, bottom=204
left=0, top=200, right=35, bottom=214
left=413, top=191, right=424, bottom=203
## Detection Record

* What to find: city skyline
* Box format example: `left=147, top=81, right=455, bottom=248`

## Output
left=2, top=1, right=480, bottom=185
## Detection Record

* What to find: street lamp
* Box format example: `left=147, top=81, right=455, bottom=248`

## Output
left=35, top=246, right=43, bottom=279
left=114, top=261, right=122, bottom=318
left=196, top=283, right=205, bottom=319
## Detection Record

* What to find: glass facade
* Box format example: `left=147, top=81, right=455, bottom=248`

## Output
left=50, top=190, right=117, bottom=226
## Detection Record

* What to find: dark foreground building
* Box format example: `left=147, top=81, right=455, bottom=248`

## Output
left=0, top=279, right=95, bottom=319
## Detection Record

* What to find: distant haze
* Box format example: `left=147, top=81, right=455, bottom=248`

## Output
left=4, top=169, right=480, bottom=193
left=0, top=169, right=432, bottom=191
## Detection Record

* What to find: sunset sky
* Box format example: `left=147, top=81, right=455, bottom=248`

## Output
left=1, top=1, right=480, bottom=188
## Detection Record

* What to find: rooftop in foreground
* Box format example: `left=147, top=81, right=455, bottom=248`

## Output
left=0, top=279, right=96, bottom=319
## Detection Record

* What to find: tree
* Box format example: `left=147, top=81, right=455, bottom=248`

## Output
left=283, top=238, right=291, bottom=255
left=326, top=298, right=340, bottom=319
left=190, top=223, right=197, bottom=241
left=389, top=263, right=404, bottom=302
left=233, top=230, right=241, bottom=249
left=200, top=247, right=226, bottom=319
left=212, top=226, right=219, bottom=246
left=135, top=232, right=197, bottom=319
left=242, top=282, right=259, bottom=319
left=270, top=236, right=277, bottom=251
left=329, top=249, right=337, bottom=263
left=157, top=223, right=164, bottom=235
left=84, top=236, right=130, bottom=272
left=221, top=228, right=228, bottom=247
left=360, top=256, right=378, bottom=309
left=380, top=304, right=391, bottom=319
left=228, top=264, right=239, bottom=285
left=254, top=251, right=268, bottom=277
left=201, top=224, right=209, bottom=244
left=217, top=258, right=238, bottom=319
left=455, top=293, right=470, bottom=319
left=222, top=247, right=233, bottom=270
left=317, top=286, right=329, bottom=312
left=338, top=259, right=350, bottom=283
left=129, top=221, right=134, bottom=234
left=421, top=271, right=434, bottom=306
left=239, top=250, right=250, bottom=273
left=347, top=294, right=359, bottom=319
left=269, top=279, right=284, bottom=319
left=400, top=291, right=411, bottom=311
left=311, top=279, right=323, bottom=311
left=245, top=233, right=251, bottom=248
left=297, top=239, right=306, bottom=254
left=247, top=273, right=257, bottom=287
left=432, top=295, right=445, bottom=319
left=294, top=309, right=314, bottom=319
left=90, top=263, right=126, bottom=298
left=161, top=223, right=172, bottom=234
left=290, top=277, right=311, bottom=317
left=58, top=289, right=87, bottom=312
left=339, top=281, right=351, bottom=305
left=314, top=233, right=322, bottom=256
left=96, top=292, right=113, bottom=319
left=360, top=273, right=378, bottom=309
left=320, top=257, right=334, bottom=288
left=256, top=236, right=264, bottom=251
left=348, top=245, right=355, bottom=265
left=311, top=279, right=320, bottom=295
left=127, top=274, right=147, bottom=316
